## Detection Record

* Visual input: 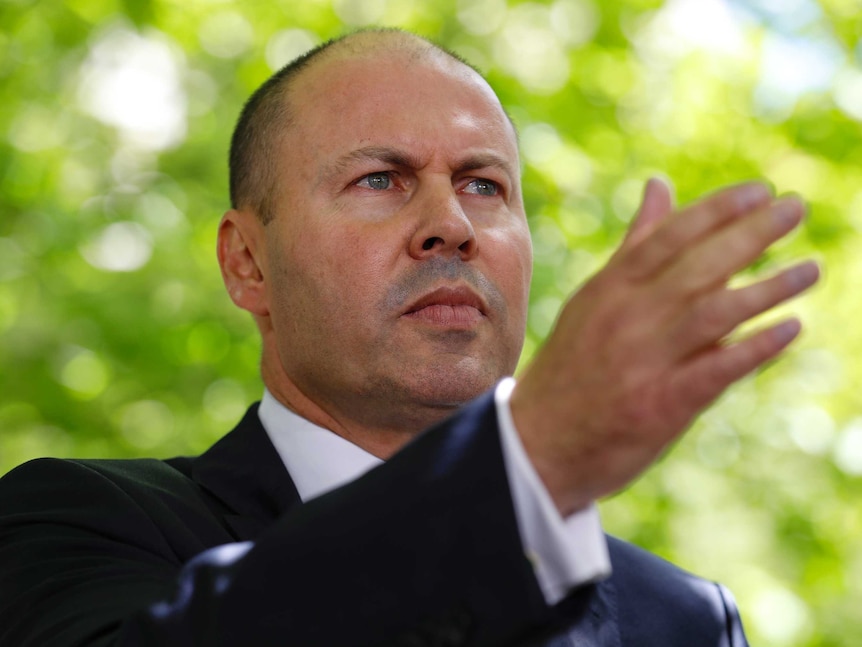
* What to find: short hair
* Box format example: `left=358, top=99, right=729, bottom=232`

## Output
left=227, top=29, right=480, bottom=224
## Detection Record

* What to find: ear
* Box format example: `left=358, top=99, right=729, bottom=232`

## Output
left=217, top=209, right=270, bottom=317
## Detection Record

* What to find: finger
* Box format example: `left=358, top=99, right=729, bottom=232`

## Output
left=619, top=181, right=773, bottom=280
left=667, top=260, right=819, bottom=361
left=659, top=196, right=805, bottom=299
left=670, top=317, right=802, bottom=413
left=621, top=177, right=675, bottom=250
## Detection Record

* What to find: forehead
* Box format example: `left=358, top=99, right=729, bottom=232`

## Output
left=284, top=48, right=519, bottom=169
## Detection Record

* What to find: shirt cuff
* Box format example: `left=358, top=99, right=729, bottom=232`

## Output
left=494, top=377, right=612, bottom=605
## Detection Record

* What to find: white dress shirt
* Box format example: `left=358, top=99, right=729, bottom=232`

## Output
left=258, top=377, right=611, bottom=604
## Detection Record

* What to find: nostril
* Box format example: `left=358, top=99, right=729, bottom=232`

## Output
left=422, top=237, right=441, bottom=251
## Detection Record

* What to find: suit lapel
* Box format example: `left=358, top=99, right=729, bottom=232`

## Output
left=563, top=580, right=620, bottom=647
left=531, top=579, right=620, bottom=647
left=190, top=404, right=302, bottom=541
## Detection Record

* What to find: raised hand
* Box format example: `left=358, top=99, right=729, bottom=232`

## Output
left=511, top=180, right=820, bottom=516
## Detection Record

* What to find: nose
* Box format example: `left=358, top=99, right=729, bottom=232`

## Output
left=408, top=186, right=478, bottom=261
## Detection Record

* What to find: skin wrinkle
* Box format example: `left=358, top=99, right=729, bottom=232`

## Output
left=317, top=146, right=518, bottom=196
left=230, top=28, right=516, bottom=224
left=383, top=255, right=508, bottom=324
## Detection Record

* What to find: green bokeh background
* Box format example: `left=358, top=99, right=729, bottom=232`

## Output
left=1, top=0, right=860, bottom=644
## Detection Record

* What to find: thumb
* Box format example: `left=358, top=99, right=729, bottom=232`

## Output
left=622, top=177, right=674, bottom=250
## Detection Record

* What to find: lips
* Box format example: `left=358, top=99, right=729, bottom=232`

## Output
left=402, top=286, right=487, bottom=327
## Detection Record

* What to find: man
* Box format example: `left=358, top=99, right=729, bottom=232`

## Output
left=0, top=29, right=818, bottom=646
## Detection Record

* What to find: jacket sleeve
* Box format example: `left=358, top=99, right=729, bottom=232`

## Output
left=717, top=583, right=750, bottom=647
left=602, top=535, right=751, bottom=647
left=0, top=393, right=560, bottom=647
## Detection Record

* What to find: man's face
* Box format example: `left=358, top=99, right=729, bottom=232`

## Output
left=259, top=48, right=533, bottom=433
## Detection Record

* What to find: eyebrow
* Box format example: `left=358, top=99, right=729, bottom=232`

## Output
left=318, top=145, right=517, bottom=187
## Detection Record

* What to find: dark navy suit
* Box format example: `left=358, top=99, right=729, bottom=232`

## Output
left=0, top=392, right=749, bottom=646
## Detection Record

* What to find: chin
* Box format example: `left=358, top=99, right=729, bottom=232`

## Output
left=358, top=363, right=502, bottom=436
left=406, top=364, right=501, bottom=408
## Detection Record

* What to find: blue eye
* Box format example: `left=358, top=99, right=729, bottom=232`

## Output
left=464, top=179, right=498, bottom=196
left=357, top=172, right=391, bottom=190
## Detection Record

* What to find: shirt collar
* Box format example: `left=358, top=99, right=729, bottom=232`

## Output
left=257, top=389, right=383, bottom=502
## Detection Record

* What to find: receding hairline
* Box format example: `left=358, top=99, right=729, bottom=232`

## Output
left=229, top=28, right=515, bottom=223
left=277, top=30, right=494, bottom=124
left=308, top=29, right=473, bottom=68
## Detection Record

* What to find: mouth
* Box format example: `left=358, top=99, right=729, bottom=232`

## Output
left=402, top=286, right=488, bottom=328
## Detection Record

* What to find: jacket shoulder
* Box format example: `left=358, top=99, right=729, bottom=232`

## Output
left=606, top=535, right=746, bottom=646
left=0, top=455, right=233, bottom=554
left=1, top=455, right=195, bottom=511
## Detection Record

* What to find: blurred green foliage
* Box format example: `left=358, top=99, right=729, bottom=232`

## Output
left=1, top=0, right=860, bottom=644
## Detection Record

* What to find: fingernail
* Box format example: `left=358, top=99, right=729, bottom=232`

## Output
left=772, top=197, right=803, bottom=229
left=773, top=319, right=801, bottom=346
left=738, top=182, right=772, bottom=210
left=785, top=261, right=820, bottom=291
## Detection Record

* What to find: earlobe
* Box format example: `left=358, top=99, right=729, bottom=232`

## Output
left=217, top=209, right=270, bottom=317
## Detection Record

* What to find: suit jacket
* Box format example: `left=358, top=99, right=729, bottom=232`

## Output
left=0, top=391, right=749, bottom=646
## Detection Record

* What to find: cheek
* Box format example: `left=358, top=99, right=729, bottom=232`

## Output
left=485, top=225, right=533, bottom=305
left=292, top=224, right=399, bottom=318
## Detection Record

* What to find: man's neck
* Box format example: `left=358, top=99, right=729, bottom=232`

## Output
left=260, top=361, right=452, bottom=459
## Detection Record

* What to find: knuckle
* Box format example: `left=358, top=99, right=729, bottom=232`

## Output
left=694, top=297, right=730, bottom=337
left=661, top=222, right=689, bottom=249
